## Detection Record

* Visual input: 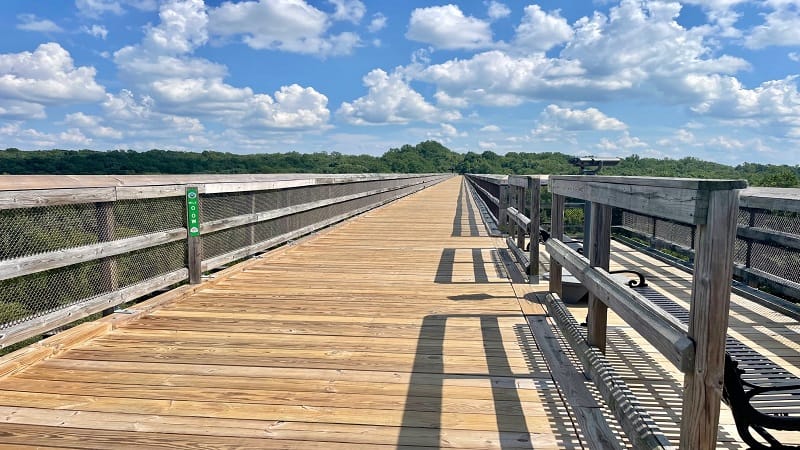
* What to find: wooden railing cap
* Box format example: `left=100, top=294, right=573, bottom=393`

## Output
left=550, top=175, right=747, bottom=191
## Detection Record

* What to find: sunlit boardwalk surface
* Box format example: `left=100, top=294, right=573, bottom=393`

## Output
left=0, top=177, right=585, bottom=449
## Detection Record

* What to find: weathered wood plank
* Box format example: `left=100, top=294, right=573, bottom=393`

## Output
left=0, top=228, right=186, bottom=282
left=0, top=269, right=188, bottom=349
left=546, top=239, right=694, bottom=372
left=680, top=188, right=739, bottom=450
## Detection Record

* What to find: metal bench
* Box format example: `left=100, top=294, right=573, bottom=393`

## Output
left=633, top=283, right=800, bottom=449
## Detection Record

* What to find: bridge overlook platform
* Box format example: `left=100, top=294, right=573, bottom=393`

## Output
left=0, top=175, right=797, bottom=449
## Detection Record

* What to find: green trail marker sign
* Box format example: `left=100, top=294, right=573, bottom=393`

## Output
left=186, top=187, right=200, bottom=237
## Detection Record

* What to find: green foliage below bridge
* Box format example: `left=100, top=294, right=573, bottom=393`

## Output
left=1, top=141, right=798, bottom=187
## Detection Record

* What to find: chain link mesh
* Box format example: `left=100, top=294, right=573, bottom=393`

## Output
left=654, top=219, right=693, bottom=248
left=201, top=183, right=422, bottom=265
left=621, top=207, right=800, bottom=288
left=0, top=177, right=437, bottom=338
left=0, top=240, right=186, bottom=330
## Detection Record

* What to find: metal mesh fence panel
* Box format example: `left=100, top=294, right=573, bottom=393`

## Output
left=113, top=197, right=185, bottom=238
left=0, top=239, right=186, bottom=330
left=0, top=197, right=185, bottom=262
left=0, top=203, right=101, bottom=260
left=654, top=219, right=693, bottom=248
left=564, top=202, right=584, bottom=238
left=734, top=239, right=748, bottom=265
left=623, top=211, right=654, bottom=236
left=752, top=209, right=800, bottom=234
left=750, top=243, right=800, bottom=283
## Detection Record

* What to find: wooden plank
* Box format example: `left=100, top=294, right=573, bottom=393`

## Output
left=546, top=239, right=694, bottom=372
left=528, top=315, right=623, bottom=449
left=587, top=203, right=612, bottom=354
left=0, top=269, right=188, bottom=349
left=549, top=194, right=565, bottom=296
left=551, top=175, right=746, bottom=191
left=541, top=293, right=672, bottom=449
left=740, top=187, right=800, bottom=213
left=528, top=177, right=541, bottom=284
left=0, top=187, right=116, bottom=210
left=0, top=228, right=186, bottom=282
left=550, top=179, right=709, bottom=225
left=680, top=188, right=739, bottom=450
left=737, top=225, right=800, bottom=251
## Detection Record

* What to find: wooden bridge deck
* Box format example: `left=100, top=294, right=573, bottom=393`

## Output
left=0, top=177, right=585, bottom=449
left=0, top=176, right=797, bottom=449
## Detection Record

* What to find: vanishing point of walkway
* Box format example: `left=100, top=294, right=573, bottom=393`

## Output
left=0, top=177, right=584, bottom=448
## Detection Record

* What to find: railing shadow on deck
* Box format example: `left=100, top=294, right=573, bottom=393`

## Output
left=604, top=328, right=743, bottom=449
left=396, top=314, right=581, bottom=449
left=453, top=181, right=484, bottom=237
left=614, top=248, right=800, bottom=378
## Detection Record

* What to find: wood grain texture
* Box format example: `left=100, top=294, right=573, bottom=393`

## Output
left=680, top=188, right=739, bottom=450
left=0, top=176, right=584, bottom=449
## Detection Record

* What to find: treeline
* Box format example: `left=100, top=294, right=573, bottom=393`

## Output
left=1, top=141, right=798, bottom=187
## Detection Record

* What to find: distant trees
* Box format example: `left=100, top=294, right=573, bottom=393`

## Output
left=0, top=145, right=798, bottom=187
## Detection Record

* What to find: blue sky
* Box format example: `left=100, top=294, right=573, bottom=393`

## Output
left=1, top=0, right=800, bottom=165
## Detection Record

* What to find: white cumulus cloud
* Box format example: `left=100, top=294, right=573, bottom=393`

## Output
left=406, top=5, right=494, bottom=50
left=208, top=0, right=360, bottom=57
left=513, top=5, right=572, bottom=52
left=368, top=13, right=387, bottom=33
left=487, top=1, right=511, bottom=20
left=0, top=43, right=105, bottom=119
left=329, top=0, right=365, bottom=23
left=538, top=104, right=627, bottom=131
left=338, top=69, right=459, bottom=124
left=82, top=24, right=109, bottom=39
left=113, top=0, right=331, bottom=131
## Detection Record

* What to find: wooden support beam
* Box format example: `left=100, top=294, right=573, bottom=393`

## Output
left=529, top=177, right=541, bottom=284
left=680, top=189, right=739, bottom=450
left=587, top=203, right=612, bottom=354
left=546, top=238, right=694, bottom=372
left=549, top=193, right=565, bottom=296
left=498, top=184, right=509, bottom=233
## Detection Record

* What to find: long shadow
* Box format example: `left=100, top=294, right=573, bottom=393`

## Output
left=617, top=249, right=800, bottom=391
left=452, top=180, right=483, bottom=237
left=605, top=327, right=742, bottom=448
left=398, top=314, right=579, bottom=449
left=435, top=248, right=507, bottom=284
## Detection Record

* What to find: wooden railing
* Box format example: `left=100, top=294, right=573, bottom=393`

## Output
left=546, top=175, right=746, bottom=449
left=0, top=173, right=452, bottom=349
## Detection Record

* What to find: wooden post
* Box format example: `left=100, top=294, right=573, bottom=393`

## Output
left=516, top=186, right=526, bottom=250
left=587, top=203, right=612, bottom=354
left=680, top=189, right=739, bottom=450
left=96, top=202, right=118, bottom=316
left=528, top=177, right=541, bottom=284
left=549, top=193, right=565, bottom=296
left=185, top=186, right=202, bottom=285
left=498, top=184, right=509, bottom=233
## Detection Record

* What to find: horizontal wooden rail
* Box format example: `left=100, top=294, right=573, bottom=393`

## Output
left=541, top=292, right=672, bottom=450
left=468, top=181, right=500, bottom=206
left=550, top=176, right=746, bottom=225
left=0, top=268, right=188, bottom=348
left=200, top=182, right=434, bottom=272
left=546, top=238, right=695, bottom=372
left=0, top=228, right=187, bottom=282
left=201, top=184, right=425, bottom=235
left=506, top=206, right=531, bottom=230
